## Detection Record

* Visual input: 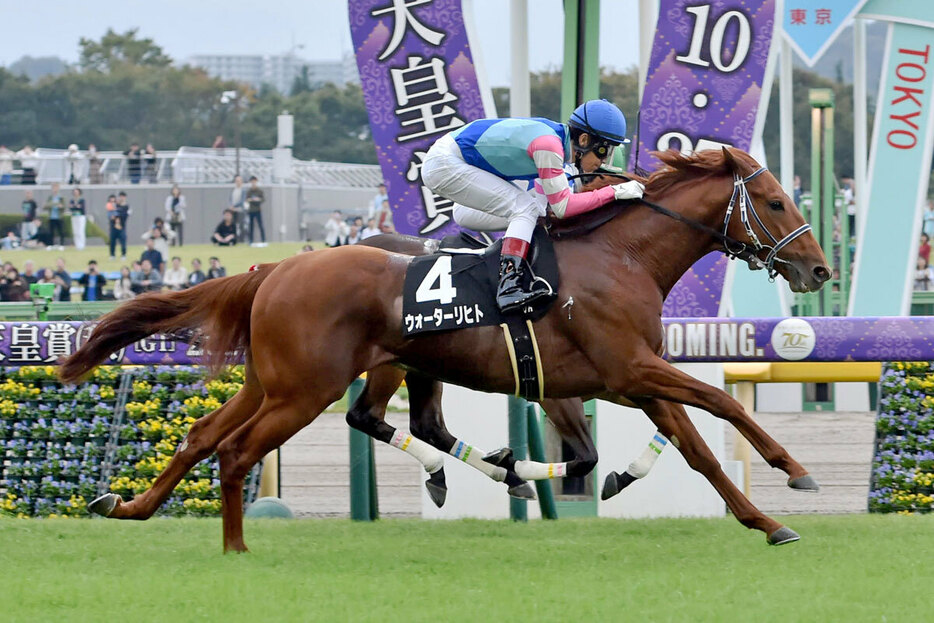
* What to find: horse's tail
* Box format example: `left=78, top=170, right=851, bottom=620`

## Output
left=59, top=263, right=279, bottom=383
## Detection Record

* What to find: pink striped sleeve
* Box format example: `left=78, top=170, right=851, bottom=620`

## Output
left=527, top=134, right=615, bottom=219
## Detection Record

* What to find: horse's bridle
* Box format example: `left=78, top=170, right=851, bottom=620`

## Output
left=723, top=167, right=812, bottom=280
left=567, top=167, right=812, bottom=280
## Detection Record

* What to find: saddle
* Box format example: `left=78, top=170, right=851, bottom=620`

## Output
left=401, top=225, right=560, bottom=337
left=401, top=226, right=560, bottom=401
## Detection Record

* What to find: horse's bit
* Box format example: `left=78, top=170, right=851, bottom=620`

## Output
left=723, top=167, right=812, bottom=280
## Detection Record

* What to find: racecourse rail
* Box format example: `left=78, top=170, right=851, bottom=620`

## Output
left=0, top=316, right=929, bottom=366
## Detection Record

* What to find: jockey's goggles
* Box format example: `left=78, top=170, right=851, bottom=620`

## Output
left=578, top=139, right=618, bottom=163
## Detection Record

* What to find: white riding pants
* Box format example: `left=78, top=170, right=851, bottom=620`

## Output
left=422, top=134, right=544, bottom=243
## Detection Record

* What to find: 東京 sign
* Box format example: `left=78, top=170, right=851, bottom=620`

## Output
left=783, top=0, right=870, bottom=67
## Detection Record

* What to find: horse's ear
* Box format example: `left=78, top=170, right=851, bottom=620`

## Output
left=721, top=146, right=740, bottom=174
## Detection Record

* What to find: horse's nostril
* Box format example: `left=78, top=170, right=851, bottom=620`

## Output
left=813, top=266, right=831, bottom=282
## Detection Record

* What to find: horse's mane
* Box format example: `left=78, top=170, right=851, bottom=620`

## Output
left=644, top=149, right=736, bottom=195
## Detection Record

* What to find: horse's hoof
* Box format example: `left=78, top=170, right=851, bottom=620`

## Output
left=425, top=480, right=447, bottom=508
left=601, top=471, right=637, bottom=500
left=767, top=526, right=801, bottom=546
left=483, top=447, right=514, bottom=468
left=788, top=474, right=820, bottom=492
left=601, top=472, right=621, bottom=500
left=507, top=482, right=537, bottom=500
left=88, top=493, right=122, bottom=517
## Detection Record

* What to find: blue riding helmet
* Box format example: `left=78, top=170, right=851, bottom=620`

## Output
left=568, top=99, right=629, bottom=145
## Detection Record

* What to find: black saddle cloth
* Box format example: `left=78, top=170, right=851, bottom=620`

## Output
left=401, top=226, right=560, bottom=336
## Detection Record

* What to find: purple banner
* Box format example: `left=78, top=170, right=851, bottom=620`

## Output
left=636, top=0, right=778, bottom=317
left=349, top=0, right=489, bottom=238
left=4, top=318, right=934, bottom=366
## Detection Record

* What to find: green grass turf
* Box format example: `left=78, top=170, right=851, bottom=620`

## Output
left=9, top=241, right=310, bottom=279
left=0, top=514, right=930, bottom=622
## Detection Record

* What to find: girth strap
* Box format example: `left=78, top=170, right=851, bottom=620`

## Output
left=500, top=318, right=545, bottom=402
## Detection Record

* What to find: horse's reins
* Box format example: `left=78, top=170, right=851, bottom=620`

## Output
left=564, top=167, right=812, bottom=280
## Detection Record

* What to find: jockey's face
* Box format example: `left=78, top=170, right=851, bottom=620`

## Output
left=573, top=132, right=615, bottom=174
left=578, top=150, right=604, bottom=174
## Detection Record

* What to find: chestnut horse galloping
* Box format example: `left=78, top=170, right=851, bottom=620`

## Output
left=61, top=148, right=830, bottom=552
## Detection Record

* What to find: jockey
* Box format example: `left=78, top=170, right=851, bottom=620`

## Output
left=421, top=99, right=644, bottom=313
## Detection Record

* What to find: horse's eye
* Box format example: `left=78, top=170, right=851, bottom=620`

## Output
left=769, top=200, right=784, bottom=212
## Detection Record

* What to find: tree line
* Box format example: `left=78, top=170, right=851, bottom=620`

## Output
left=3, top=28, right=923, bottom=190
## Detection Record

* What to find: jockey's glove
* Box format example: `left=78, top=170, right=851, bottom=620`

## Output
left=611, top=180, right=645, bottom=201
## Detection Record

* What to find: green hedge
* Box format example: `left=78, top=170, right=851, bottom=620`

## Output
left=0, top=214, right=109, bottom=243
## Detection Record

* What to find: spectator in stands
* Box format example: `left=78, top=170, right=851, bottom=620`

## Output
left=69, top=187, right=87, bottom=250
left=379, top=220, right=395, bottom=234
left=21, top=189, right=37, bottom=241
left=0, top=145, right=13, bottom=184
left=52, top=257, right=71, bottom=302
left=0, top=267, right=29, bottom=301
left=22, top=219, right=45, bottom=248
left=376, top=199, right=393, bottom=231
left=230, top=175, right=247, bottom=242
left=87, top=144, right=103, bottom=184
left=923, top=199, right=934, bottom=240
left=346, top=224, right=361, bottom=245
left=841, top=176, right=856, bottom=237
left=212, top=135, right=227, bottom=150
left=793, top=175, right=802, bottom=208
left=212, top=209, right=237, bottom=246
left=144, top=144, right=158, bottom=183
left=369, top=182, right=388, bottom=220
left=141, top=221, right=171, bottom=269
left=163, top=256, right=188, bottom=291
left=1, top=230, right=20, bottom=250
left=65, top=144, right=83, bottom=185
left=206, top=256, right=226, bottom=280
left=187, top=258, right=206, bottom=288
left=324, top=210, right=348, bottom=247
left=22, top=260, right=39, bottom=285
left=37, top=268, right=63, bottom=301
left=124, top=143, right=142, bottom=184
left=78, top=260, right=106, bottom=301
left=15, top=145, right=38, bottom=185
left=246, top=176, right=266, bottom=246
left=113, top=266, right=135, bottom=300
left=140, top=238, right=164, bottom=274
left=164, top=185, right=186, bottom=246
left=915, top=256, right=934, bottom=291
left=131, top=258, right=162, bottom=293
left=109, top=192, right=130, bottom=260
left=920, top=233, right=931, bottom=265
left=361, top=218, right=380, bottom=240
left=43, top=182, right=66, bottom=249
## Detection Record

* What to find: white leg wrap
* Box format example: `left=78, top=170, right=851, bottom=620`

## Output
left=449, top=440, right=507, bottom=482
left=514, top=460, right=568, bottom=480
left=626, top=433, right=669, bottom=479
left=389, top=430, right=444, bottom=474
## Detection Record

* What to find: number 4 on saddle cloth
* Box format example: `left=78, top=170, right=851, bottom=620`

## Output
left=401, top=226, right=560, bottom=400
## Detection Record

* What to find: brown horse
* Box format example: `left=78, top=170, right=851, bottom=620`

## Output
left=61, top=148, right=829, bottom=552
left=351, top=234, right=600, bottom=506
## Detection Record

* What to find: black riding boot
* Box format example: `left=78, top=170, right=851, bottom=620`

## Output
left=496, top=255, right=551, bottom=313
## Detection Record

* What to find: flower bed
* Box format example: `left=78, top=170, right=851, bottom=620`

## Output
left=0, top=365, right=248, bottom=518
left=869, top=362, right=934, bottom=513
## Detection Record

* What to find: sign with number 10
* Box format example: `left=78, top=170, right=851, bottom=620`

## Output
left=634, top=0, right=779, bottom=317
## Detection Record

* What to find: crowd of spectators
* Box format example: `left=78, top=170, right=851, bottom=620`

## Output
left=0, top=253, right=229, bottom=303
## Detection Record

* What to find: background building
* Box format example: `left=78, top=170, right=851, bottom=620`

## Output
left=186, top=53, right=359, bottom=94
